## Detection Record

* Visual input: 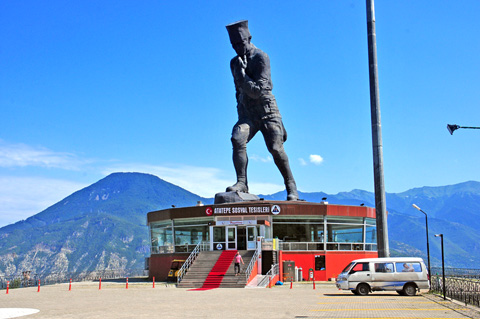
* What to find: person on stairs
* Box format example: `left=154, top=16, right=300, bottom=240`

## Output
left=234, top=252, right=244, bottom=276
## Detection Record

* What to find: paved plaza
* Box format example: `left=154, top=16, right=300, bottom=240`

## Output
left=1, top=281, right=479, bottom=318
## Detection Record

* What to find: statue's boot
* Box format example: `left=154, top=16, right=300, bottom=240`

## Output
left=226, top=181, right=249, bottom=193
left=286, top=180, right=299, bottom=201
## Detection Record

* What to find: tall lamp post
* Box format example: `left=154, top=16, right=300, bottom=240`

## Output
left=435, top=234, right=446, bottom=300
left=412, top=204, right=431, bottom=287
left=366, top=0, right=389, bottom=258
left=447, top=124, right=480, bottom=135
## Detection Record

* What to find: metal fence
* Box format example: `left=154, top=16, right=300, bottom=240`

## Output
left=431, top=268, right=480, bottom=307
left=0, top=269, right=148, bottom=290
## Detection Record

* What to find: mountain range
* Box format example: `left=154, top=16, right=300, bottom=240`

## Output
left=0, top=172, right=479, bottom=277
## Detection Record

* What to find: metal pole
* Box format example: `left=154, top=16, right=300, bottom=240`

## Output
left=366, top=0, right=389, bottom=257
left=424, top=214, right=431, bottom=287
left=440, top=234, right=446, bottom=300
left=413, top=204, right=432, bottom=288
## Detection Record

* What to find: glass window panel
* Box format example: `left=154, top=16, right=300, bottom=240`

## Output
left=327, top=243, right=338, bottom=250
left=326, top=224, right=363, bottom=243
left=326, top=217, right=363, bottom=224
left=150, top=223, right=174, bottom=253
left=366, top=225, right=377, bottom=243
left=273, top=216, right=324, bottom=224
left=315, top=255, right=326, bottom=271
left=395, top=262, right=422, bottom=273
left=173, top=217, right=213, bottom=226
left=213, top=227, right=225, bottom=242
left=351, top=262, right=370, bottom=272
left=342, top=262, right=355, bottom=273
left=273, top=224, right=310, bottom=242
left=227, top=228, right=236, bottom=241
left=151, top=221, right=172, bottom=228
left=174, top=226, right=208, bottom=245
left=247, top=227, right=255, bottom=241
left=353, top=244, right=363, bottom=251
left=374, top=262, right=394, bottom=273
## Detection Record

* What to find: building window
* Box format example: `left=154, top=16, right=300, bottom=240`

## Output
left=315, top=255, right=326, bottom=271
left=274, top=215, right=376, bottom=251
left=172, top=217, right=212, bottom=253
left=365, top=225, right=377, bottom=243
left=150, top=221, right=174, bottom=254
left=327, top=224, right=363, bottom=243
left=273, top=216, right=324, bottom=243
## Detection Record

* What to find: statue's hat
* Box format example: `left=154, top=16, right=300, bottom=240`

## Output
left=226, top=20, right=251, bottom=43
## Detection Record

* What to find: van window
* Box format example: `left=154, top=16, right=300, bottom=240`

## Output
left=342, top=262, right=355, bottom=273
left=395, top=262, right=422, bottom=273
left=350, top=262, right=369, bottom=273
left=374, top=262, right=394, bottom=273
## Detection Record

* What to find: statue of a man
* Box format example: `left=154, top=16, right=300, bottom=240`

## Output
left=225, top=20, right=298, bottom=201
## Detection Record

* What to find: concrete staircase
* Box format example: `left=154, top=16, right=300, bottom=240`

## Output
left=177, top=250, right=255, bottom=288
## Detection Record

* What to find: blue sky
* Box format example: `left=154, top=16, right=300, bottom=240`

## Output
left=1, top=1, right=479, bottom=227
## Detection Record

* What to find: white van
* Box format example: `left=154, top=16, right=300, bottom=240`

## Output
left=336, top=257, right=429, bottom=296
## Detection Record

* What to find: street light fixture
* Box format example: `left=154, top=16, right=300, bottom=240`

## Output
left=412, top=204, right=431, bottom=287
left=447, top=124, right=480, bottom=135
left=435, top=233, right=446, bottom=300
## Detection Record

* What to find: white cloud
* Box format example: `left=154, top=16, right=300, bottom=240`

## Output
left=309, top=154, right=324, bottom=165
left=0, top=140, right=289, bottom=227
left=250, top=154, right=273, bottom=163
left=299, top=158, right=307, bottom=166
left=0, top=140, right=91, bottom=170
left=0, top=176, right=87, bottom=227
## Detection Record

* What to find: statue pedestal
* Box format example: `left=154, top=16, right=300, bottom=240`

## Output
left=214, top=191, right=260, bottom=204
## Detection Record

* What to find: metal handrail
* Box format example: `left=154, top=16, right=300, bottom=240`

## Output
left=257, top=264, right=279, bottom=288
left=0, top=269, right=147, bottom=289
left=244, top=246, right=260, bottom=282
left=176, top=241, right=208, bottom=285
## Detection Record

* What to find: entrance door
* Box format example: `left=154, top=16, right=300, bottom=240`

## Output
left=226, top=226, right=237, bottom=250
left=246, top=226, right=257, bottom=250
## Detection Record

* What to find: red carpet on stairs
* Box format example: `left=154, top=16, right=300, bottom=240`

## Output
left=189, top=250, right=237, bottom=291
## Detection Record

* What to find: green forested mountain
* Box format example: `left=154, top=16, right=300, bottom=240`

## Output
left=0, top=173, right=478, bottom=277
left=0, top=173, right=211, bottom=276
left=263, top=182, right=480, bottom=268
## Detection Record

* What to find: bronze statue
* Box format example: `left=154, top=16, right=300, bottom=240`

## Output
left=225, top=20, right=298, bottom=201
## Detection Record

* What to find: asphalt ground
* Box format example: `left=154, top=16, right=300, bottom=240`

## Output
left=1, top=281, right=479, bottom=319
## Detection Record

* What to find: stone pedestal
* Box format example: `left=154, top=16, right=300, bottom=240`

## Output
left=214, top=191, right=260, bottom=204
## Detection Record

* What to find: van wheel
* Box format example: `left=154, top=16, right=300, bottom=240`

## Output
left=356, top=283, right=370, bottom=296
left=351, top=290, right=358, bottom=295
left=403, top=283, right=417, bottom=296
left=396, top=290, right=406, bottom=296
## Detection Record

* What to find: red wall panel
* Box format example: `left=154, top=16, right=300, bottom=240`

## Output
left=280, top=251, right=378, bottom=282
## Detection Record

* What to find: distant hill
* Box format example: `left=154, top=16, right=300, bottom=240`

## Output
left=264, top=182, right=480, bottom=268
left=0, top=173, right=212, bottom=276
left=0, top=173, right=478, bottom=277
